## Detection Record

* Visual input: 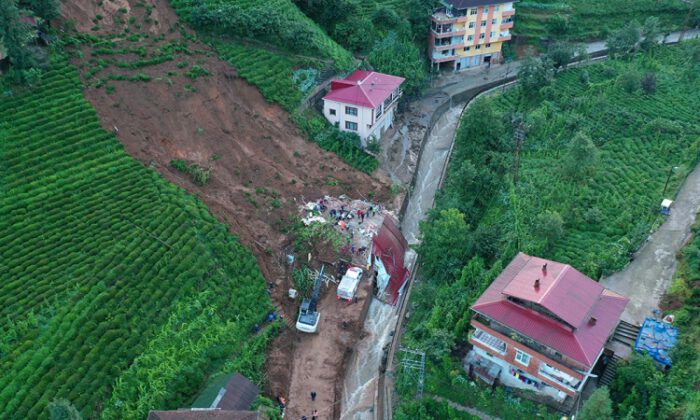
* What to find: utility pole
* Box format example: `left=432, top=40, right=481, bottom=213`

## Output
left=511, top=114, right=526, bottom=184
left=662, top=166, right=679, bottom=196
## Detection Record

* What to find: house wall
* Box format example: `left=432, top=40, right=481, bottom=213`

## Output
left=470, top=318, right=586, bottom=397
left=322, top=99, right=398, bottom=145
left=430, top=1, right=513, bottom=71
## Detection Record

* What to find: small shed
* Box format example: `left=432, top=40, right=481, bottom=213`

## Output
left=661, top=199, right=673, bottom=215
left=148, top=410, right=258, bottom=420
left=191, top=373, right=260, bottom=411
left=634, top=318, right=678, bottom=367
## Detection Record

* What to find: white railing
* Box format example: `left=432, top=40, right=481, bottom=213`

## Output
left=472, top=328, right=507, bottom=354
left=538, top=363, right=580, bottom=391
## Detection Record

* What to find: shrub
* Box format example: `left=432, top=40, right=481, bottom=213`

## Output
left=619, top=70, right=641, bottom=93
left=641, top=72, right=657, bottom=94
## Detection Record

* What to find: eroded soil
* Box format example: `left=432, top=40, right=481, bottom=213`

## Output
left=60, top=0, right=391, bottom=415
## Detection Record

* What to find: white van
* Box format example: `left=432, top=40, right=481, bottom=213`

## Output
left=337, top=267, right=363, bottom=301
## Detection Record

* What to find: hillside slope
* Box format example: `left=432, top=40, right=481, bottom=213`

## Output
left=0, top=60, right=271, bottom=418
left=516, top=0, right=690, bottom=42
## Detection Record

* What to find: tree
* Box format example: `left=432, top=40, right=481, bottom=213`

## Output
left=619, top=70, right=641, bottom=93
left=641, top=72, right=657, bottom=94
left=368, top=32, right=427, bottom=96
left=47, top=399, right=82, bottom=420
left=20, top=0, right=60, bottom=22
left=562, top=132, right=599, bottom=181
left=640, top=16, right=661, bottom=51
left=518, top=53, right=553, bottom=96
left=545, top=41, right=576, bottom=69
left=606, top=20, right=641, bottom=57
left=577, top=386, right=613, bottom=420
left=0, top=0, right=34, bottom=70
left=333, top=16, right=375, bottom=52
left=418, top=208, right=472, bottom=283
left=533, top=210, right=564, bottom=251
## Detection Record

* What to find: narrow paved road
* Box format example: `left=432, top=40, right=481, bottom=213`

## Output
left=601, top=164, right=700, bottom=325
left=401, top=106, right=462, bottom=244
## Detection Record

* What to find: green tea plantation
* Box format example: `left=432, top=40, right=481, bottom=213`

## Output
left=0, top=58, right=272, bottom=419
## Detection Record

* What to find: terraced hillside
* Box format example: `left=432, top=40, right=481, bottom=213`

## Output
left=0, top=60, right=271, bottom=418
left=441, top=42, right=700, bottom=280
left=516, top=0, right=690, bottom=41
left=168, top=0, right=354, bottom=69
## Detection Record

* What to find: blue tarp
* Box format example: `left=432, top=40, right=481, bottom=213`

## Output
left=634, top=318, right=679, bottom=366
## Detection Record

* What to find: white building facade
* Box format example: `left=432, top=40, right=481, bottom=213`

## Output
left=322, top=71, right=404, bottom=146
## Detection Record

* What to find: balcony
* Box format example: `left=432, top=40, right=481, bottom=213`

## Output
left=502, top=8, right=515, bottom=17
left=472, top=314, right=588, bottom=372
left=539, top=363, right=581, bottom=391
left=431, top=7, right=467, bottom=24
left=471, top=328, right=507, bottom=354
left=431, top=49, right=458, bottom=62
left=499, top=31, right=512, bottom=41
left=434, top=42, right=465, bottom=52
left=432, top=28, right=467, bottom=38
left=500, top=21, right=513, bottom=30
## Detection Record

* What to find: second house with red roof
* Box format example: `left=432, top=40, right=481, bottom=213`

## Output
left=466, top=252, right=629, bottom=403
left=322, top=70, right=405, bottom=146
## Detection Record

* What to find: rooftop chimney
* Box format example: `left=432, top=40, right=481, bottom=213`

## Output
left=589, top=316, right=597, bottom=325
left=542, top=263, right=548, bottom=275
left=534, top=278, right=540, bottom=289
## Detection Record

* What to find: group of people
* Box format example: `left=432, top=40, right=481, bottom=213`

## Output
left=279, top=391, right=320, bottom=420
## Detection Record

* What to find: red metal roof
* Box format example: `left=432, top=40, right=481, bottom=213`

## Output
left=373, top=216, right=409, bottom=305
left=472, top=253, right=629, bottom=368
left=323, top=70, right=405, bottom=109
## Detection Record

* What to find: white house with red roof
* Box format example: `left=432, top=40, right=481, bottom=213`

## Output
left=465, top=252, right=628, bottom=402
left=322, top=70, right=404, bottom=145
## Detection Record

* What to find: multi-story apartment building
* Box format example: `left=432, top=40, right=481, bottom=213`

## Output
left=466, top=253, right=629, bottom=402
left=429, top=0, right=516, bottom=71
left=322, top=70, right=404, bottom=145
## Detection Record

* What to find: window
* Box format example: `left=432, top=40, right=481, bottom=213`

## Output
left=464, top=46, right=470, bottom=51
left=490, top=31, right=495, bottom=38
left=475, top=45, right=481, bottom=50
left=329, top=109, right=336, bottom=116
left=345, top=121, right=358, bottom=131
left=470, top=8, right=477, bottom=15
left=492, top=18, right=497, bottom=25
left=485, top=43, right=491, bottom=48
left=515, top=349, right=532, bottom=367
left=345, top=106, right=358, bottom=116
left=469, top=22, right=475, bottom=28
left=467, top=35, right=474, bottom=41
left=495, top=5, right=500, bottom=11
left=479, top=33, right=485, bottom=39
left=483, top=6, right=489, bottom=13
left=481, top=20, right=487, bottom=27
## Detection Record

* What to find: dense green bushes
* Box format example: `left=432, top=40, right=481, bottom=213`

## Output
left=516, top=0, right=692, bottom=43
left=295, top=112, right=379, bottom=173
left=398, top=43, right=700, bottom=417
left=0, top=59, right=272, bottom=418
left=169, top=0, right=353, bottom=69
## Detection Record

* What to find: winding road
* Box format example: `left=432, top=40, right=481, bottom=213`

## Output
left=376, top=29, right=700, bottom=420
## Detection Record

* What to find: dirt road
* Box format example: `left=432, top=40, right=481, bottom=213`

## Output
left=601, top=163, right=700, bottom=325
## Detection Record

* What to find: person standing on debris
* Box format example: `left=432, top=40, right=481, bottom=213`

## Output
left=311, top=391, right=317, bottom=401
left=312, top=409, right=319, bottom=420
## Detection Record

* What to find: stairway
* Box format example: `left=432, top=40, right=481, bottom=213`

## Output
left=598, top=354, right=622, bottom=386
left=612, top=320, right=641, bottom=347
